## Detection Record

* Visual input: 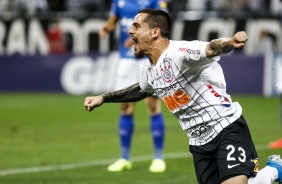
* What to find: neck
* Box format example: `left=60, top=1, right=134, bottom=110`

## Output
left=147, top=39, right=170, bottom=65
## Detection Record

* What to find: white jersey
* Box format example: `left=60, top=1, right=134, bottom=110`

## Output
left=139, top=40, right=242, bottom=146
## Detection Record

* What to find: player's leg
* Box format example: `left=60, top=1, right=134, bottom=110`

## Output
left=264, top=155, right=282, bottom=183
left=217, top=116, right=258, bottom=184
left=190, top=144, right=220, bottom=184
left=136, top=59, right=166, bottom=172
left=145, top=96, right=166, bottom=173
left=217, top=116, right=280, bottom=184
left=107, top=102, right=135, bottom=172
left=107, top=59, right=136, bottom=172
left=189, top=120, right=250, bottom=184
left=119, top=102, right=135, bottom=161
left=247, top=155, right=282, bottom=184
left=221, top=176, right=248, bottom=184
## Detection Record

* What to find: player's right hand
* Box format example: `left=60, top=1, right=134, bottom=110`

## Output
left=84, top=96, right=104, bottom=112
left=98, top=27, right=107, bottom=39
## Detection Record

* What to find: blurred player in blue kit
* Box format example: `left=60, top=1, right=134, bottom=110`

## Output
left=98, top=0, right=168, bottom=172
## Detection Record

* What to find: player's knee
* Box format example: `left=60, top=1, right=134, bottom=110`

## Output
left=147, top=100, right=161, bottom=114
left=221, top=175, right=248, bottom=184
left=120, top=103, right=135, bottom=114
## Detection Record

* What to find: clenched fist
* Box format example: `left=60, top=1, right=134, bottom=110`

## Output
left=231, top=31, right=248, bottom=48
left=84, top=96, right=104, bottom=112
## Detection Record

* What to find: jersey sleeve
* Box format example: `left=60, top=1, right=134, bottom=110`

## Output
left=139, top=62, right=155, bottom=93
left=184, top=41, right=220, bottom=63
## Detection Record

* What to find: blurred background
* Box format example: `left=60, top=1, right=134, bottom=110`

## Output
left=0, top=0, right=281, bottom=96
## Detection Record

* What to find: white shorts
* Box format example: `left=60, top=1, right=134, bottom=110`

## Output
left=115, top=58, right=147, bottom=90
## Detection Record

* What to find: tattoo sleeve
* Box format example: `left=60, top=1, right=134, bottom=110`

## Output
left=101, top=83, right=153, bottom=103
left=206, top=38, right=233, bottom=58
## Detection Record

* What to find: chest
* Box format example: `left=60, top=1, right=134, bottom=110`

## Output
left=147, top=57, right=187, bottom=95
left=146, top=54, right=205, bottom=99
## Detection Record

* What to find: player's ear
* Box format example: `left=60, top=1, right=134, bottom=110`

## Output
left=152, top=28, right=160, bottom=38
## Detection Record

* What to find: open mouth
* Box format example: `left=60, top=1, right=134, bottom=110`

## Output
left=132, top=37, right=138, bottom=44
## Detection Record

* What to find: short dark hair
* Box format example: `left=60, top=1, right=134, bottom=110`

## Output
left=138, top=8, right=171, bottom=39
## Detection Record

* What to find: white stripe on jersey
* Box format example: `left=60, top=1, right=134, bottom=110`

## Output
left=139, top=40, right=242, bottom=146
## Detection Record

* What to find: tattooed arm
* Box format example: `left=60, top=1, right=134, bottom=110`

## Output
left=84, top=83, right=153, bottom=111
left=205, top=31, right=248, bottom=58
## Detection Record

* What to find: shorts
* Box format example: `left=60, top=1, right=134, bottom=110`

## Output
left=189, top=115, right=258, bottom=184
left=114, top=58, right=146, bottom=90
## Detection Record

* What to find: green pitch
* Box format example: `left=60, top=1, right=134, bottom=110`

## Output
left=0, top=93, right=280, bottom=184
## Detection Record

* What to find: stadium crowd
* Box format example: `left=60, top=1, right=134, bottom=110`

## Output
left=0, top=0, right=281, bottom=19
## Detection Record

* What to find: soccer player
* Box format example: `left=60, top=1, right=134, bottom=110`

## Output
left=86, top=9, right=282, bottom=184
left=98, top=0, right=167, bottom=172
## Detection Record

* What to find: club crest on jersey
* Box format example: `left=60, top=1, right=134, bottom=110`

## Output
left=160, top=58, right=174, bottom=83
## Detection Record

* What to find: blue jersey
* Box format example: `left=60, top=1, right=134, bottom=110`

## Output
left=110, top=0, right=167, bottom=58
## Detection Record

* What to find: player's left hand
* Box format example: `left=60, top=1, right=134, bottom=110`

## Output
left=84, top=96, right=104, bottom=112
left=231, top=31, right=248, bottom=48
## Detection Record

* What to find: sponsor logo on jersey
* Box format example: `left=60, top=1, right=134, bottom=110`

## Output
left=160, top=58, right=174, bottom=83
left=151, top=76, right=162, bottom=85
left=251, top=158, right=259, bottom=172
left=188, top=123, right=213, bottom=139
left=220, top=96, right=231, bottom=107
left=155, top=83, right=178, bottom=96
left=227, top=163, right=240, bottom=169
left=178, top=48, right=200, bottom=55
left=207, top=84, right=231, bottom=107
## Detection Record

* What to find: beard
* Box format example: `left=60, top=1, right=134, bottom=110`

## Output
left=134, top=50, right=145, bottom=58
